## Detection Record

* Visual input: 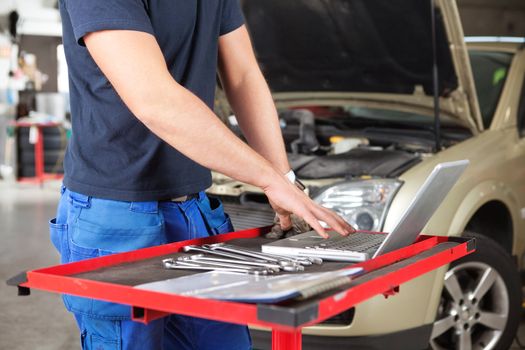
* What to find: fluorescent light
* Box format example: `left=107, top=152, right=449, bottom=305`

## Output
left=465, top=36, right=525, bottom=43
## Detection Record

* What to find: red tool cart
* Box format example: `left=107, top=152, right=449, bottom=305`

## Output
left=7, top=227, right=475, bottom=350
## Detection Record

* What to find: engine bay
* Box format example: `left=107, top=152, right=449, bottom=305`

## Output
left=217, top=105, right=472, bottom=209
left=260, top=107, right=472, bottom=179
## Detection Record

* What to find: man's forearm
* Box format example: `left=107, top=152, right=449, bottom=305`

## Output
left=220, top=68, right=290, bottom=175
left=218, top=26, right=290, bottom=175
left=140, top=79, right=281, bottom=189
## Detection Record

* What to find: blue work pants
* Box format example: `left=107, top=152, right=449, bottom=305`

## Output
left=49, top=187, right=251, bottom=349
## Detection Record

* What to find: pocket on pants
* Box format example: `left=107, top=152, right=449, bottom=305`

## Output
left=68, top=238, right=115, bottom=261
left=79, top=320, right=121, bottom=350
left=87, top=334, right=120, bottom=350
left=49, top=218, right=67, bottom=254
left=212, top=214, right=234, bottom=235
left=197, top=196, right=234, bottom=235
left=70, top=217, right=165, bottom=256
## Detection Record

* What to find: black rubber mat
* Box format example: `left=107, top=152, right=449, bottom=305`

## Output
left=73, top=237, right=353, bottom=287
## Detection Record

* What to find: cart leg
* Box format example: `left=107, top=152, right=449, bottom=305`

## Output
left=34, top=126, right=44, bottom=186
left=272, top=329, right=302, bottom=350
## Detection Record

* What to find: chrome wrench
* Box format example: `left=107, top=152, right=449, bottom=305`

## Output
left=206, top=243, right=282, bottom=262
left=175, top=260, right=271, bottom=275
left=187, top=254, right=292, bottom=272
left=163, top=259, right=269, bottom=275
left=220, top=243, right=322, bottom=265
left=183, top=245, right=269, bottom=262
left=207, top=243, right=307, bottom=268
left=177, top=255, right=276, bottom=273
left=255, top=250, right=323, bottom=265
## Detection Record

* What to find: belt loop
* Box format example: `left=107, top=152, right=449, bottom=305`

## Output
left=130, top=201, right=159, bottom=214
left=68, top=191, right=91, bottom=208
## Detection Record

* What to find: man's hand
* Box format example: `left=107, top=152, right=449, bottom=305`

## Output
left=262, top=174, right=355, bottom=238
left=268, top=180, right=312, bottom=238
left=266, top=211, right=311, bottom=239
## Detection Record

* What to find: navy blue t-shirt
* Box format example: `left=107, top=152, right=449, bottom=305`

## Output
left=59, top=0, right=244, bottom=201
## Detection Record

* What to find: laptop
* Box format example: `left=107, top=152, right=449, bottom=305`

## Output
left=262, top=160, right=469, bottom=262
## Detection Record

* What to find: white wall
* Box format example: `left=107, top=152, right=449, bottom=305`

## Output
left=0, top=0, right=56, bottom=14
left=458, top=0, right=525, bottom=36
left=0, top=0, right=61, bottom=36
left=0, top=1, right=17, bottom=16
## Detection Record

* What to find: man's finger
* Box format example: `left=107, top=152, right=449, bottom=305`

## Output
left=297, top=190, right=354, bottom=234
left=318, top=205, right=355, bottom=234
left=316, top=204, right=354, bottom=232
left=302, top=213, right=328, bottom=238
left=311, top=205, right=351, bottom=236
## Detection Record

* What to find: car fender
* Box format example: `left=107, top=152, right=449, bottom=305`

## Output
left=447, top=180, right=520, bottom=246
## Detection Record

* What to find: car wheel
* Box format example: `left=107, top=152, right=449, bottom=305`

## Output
left=429, top=232, right=521, bottom=350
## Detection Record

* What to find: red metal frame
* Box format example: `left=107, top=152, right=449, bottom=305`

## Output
left=12, top=227, right=474, bottom=349
left=272, top=329, right=303, bottom=350
left=12, top=121, right=64, bottom=185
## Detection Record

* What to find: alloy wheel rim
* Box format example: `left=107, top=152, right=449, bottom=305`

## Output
left=430, top=261, right=509, bottom=350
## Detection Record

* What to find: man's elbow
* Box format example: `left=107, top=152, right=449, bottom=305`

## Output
left=127, top=84, right=181, bottom=128
left=131, top=101, right=159, bottom=126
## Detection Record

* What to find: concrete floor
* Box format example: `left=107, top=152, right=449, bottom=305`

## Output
left=0, top=181, right=78, bottom=349
left=1, top=180, right=525, bottom=350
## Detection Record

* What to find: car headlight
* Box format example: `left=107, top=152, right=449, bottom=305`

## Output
left=313, top=179, right=402, bottom=231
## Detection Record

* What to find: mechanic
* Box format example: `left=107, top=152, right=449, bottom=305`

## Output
left=51, top=0, right=354, bottom=349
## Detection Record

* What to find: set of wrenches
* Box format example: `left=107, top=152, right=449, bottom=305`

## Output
left=162, top=243, right=323, bottom=275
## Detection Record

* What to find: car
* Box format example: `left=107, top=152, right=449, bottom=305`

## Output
left=208, top=1, right=525, bottom=349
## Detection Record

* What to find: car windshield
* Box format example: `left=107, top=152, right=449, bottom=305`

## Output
left=469, top=50, right=514, bottom=128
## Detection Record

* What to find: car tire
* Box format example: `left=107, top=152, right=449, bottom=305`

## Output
left=19, top=150, right=64, bottom=165
left=429, top=232, right=521, bottom=350
left=18, top=165, right=64, bottom=177
left=18, top=127, right=66, bottom=151
left=18, top=134, right=65, bottom=150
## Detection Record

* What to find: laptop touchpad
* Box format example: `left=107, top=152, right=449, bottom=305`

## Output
left=288, top=235, right=326, bottom=242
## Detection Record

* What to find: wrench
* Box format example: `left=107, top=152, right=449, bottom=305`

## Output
left=182, top=245, right=308, bottom=271
left=206, top=243, right=299, bottom=267
left=183, top=245, right=270, bottom=263
left=164, top=258, right=270, bottom=273
left=187, top=254, right=282, bottom=272
left=256, top=251, right=323, bottom=265
left=177, top=255, right=276, bottom=273
left=189, top=254, right=303, bottom=272
left=221, top=243, right=322, bottom=265
left=230, top=248, right=312, bottom=265
left=163, top=260, right=268, bottom=275
left=208, top=243, right=309, bottom=267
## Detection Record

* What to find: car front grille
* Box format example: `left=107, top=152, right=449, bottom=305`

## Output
left=320, top=308, right=355, bottom=326
left=213, top=195, right=275, bottom=230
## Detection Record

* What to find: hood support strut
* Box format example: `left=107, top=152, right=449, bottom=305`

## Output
left=431, top=0, right=442, bottom=152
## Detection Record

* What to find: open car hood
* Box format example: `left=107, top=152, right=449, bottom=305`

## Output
left=241, top=0, right=483, bottom=133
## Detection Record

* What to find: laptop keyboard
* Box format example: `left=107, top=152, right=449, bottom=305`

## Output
left=310, top=232, right=386, bottom=253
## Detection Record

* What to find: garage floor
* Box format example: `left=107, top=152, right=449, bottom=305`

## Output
left=1, top=181, right=524, bottom=350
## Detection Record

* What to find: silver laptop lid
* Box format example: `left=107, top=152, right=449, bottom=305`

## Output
left=373, top=159, right=469, bottom=257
